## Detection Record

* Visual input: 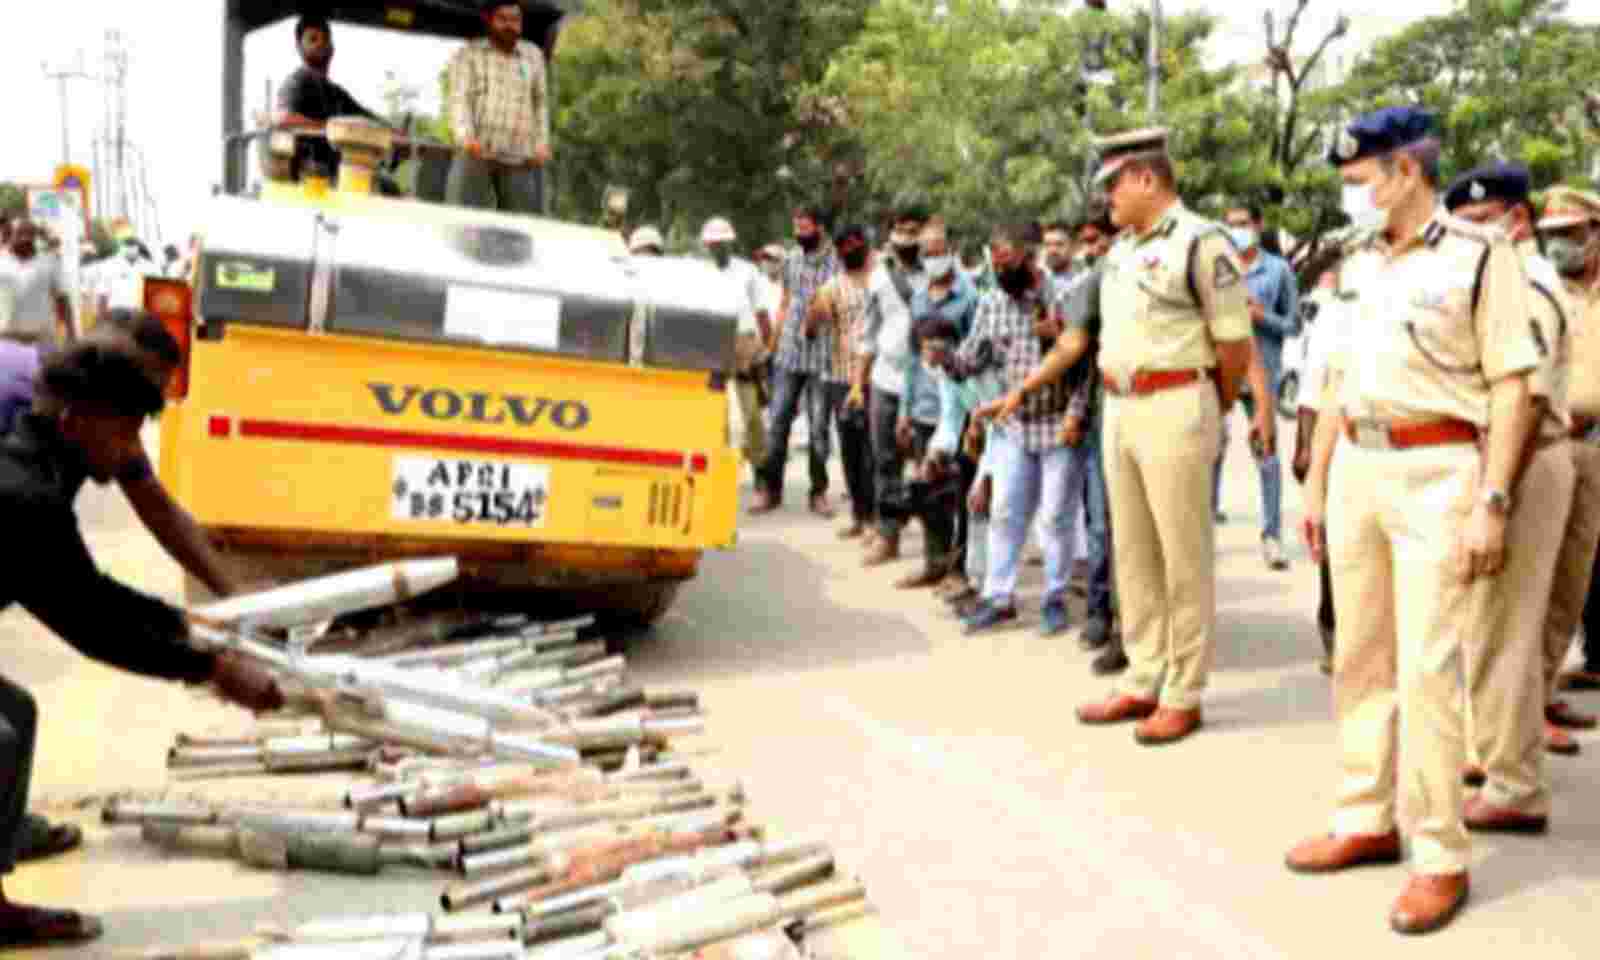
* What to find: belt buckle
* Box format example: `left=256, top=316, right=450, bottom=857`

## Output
left=1354, top=420, right=1392, bottom=451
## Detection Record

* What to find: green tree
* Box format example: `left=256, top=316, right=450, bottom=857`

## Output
left=822, top=1, right=1275, bottom=246
left=545, top=0, right=873, bottom=251
left=0, top=183, right=25, bottom=218
left=1331, top=0, right=1600, bottom=191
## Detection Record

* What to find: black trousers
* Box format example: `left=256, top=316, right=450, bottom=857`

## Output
left=837, top=399, right=876, bottom=527
left=870, top=389, right=905, bottom=537
left=0, top=673, right=37, bottom=875
left=1318, top=555, right=1336, bottom=657
left=910, top=422, right=956, bottom=575
left=1583, top=543, right=1600, bottom=670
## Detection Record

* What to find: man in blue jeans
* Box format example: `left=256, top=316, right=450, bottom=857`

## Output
left=750, top=206, right=841, bottom=517
left=962, top=223, right=1078, bottom=637
left=1214, top=204, right=1298, bottom=570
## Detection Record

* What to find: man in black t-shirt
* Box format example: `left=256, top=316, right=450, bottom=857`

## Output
left=273, top=15, right=393, bottom=181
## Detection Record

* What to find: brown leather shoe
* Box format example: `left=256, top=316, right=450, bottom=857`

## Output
left=837, top=521, right=865, bottom=540
left=1076, top=694, right=1158, bottom=726
left=1546, top=724, right=1580, bottom=755
left=1284, top=830, right=1403, bottom=874
left=1389, top=872, right=1469, bottom=935
left=1463, top=766, right=1486, bottom=787
left=1547, top=700, right=1597, bottom=730
left=862, top=536, right=900, bottom=567
left=748, top=489, right=780, bottom=514
left=1464, top=796, right=1548, bottom=834
left=809, top=493, right=836, bottom=519
left=894, top=570, right=943, bottom=590
left=1134, top=706, right=1203, bottom=746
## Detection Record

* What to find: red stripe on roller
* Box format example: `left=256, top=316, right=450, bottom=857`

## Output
left=236, top=419, right=709, bottom=473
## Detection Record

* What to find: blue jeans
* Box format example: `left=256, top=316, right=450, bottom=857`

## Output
left=1214, top=335, right=1284, bottom=541
left=1083, top=415, right=1114, bottom=623
left=983, top=428, right=1082, bottom=607
left=759, top=368, right=837, bottom=500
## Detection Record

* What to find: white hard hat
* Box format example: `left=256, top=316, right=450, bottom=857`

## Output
left=701, top=217, right=736, bottom=245
left=628, top=225, right=664, bottom=253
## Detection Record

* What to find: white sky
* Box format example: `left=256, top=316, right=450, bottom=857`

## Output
left=2, top=0, right=1595, bottom=244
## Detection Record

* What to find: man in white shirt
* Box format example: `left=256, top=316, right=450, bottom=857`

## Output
left=93, top=240, right=156, bottom=317
left=0, top=220, right=73, bottom=348
left=702, top=217, right=773, bottom=480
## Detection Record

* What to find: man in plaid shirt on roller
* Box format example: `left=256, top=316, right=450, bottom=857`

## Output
left=962, top=222, right=1080, bottom=636
left=446, top=1, right=552, bottom=215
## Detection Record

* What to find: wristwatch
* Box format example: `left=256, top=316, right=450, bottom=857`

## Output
left=1480, top=488, right=1512, bottom=515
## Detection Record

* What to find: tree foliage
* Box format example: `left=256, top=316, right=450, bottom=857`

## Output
left=1331, top=0, right=1600, bottom=191
left=0, top=183, right=25, bottom=218
left=547, top=0, right=872, bottom=250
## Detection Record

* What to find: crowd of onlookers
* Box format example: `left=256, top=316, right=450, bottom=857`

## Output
left=679, top=200, right=1304, bottom=677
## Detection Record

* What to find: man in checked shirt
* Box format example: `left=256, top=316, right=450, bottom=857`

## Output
left=959, top=222, right=1078, bottom=636
left=446, top=1, right=553, bottom=215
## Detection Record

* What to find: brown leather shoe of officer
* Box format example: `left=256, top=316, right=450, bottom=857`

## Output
left=1076, top=694, right=1158, bottom=726
left=1285, top=830, right=1403, bottom=874
left=862, top=535, right=900, bottom=567
left=1546, top=700, right=1597, bottom=729
left=1134, top=707, right=1203, bottom=745
left=1546, top=724, right=1580, bottom=755
left=1463, top=796, right=1548, bottom=834
left=1389, top=872, right=1469, bottom=935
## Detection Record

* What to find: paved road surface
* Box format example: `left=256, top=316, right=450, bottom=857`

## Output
left=5, top=419, right=1599, bottom=958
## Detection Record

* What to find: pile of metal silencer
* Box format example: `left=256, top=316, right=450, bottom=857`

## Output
left=106, top=559, right=874, bottom=959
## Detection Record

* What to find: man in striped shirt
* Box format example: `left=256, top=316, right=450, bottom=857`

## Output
left=446, top=1, right=552, bottom=215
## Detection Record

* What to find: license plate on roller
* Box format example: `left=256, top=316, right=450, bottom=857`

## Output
left=391, top=456, right=550, bottom=528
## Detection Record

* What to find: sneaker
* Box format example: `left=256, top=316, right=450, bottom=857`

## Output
left=950, top=596, right=985, bottom=620
left=964, top=601, right=1018, bottom=635
left=1262, top=536, right=1289, bottom=571
left=1041, top=597, right=1070, bottom=637
left=944, top=586, right=980, bottom=608
left=1080, top=617, right=1111, bottom=651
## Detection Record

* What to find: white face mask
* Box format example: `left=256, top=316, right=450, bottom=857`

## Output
left=1341, top=182, right=1387, bottom=233
left=924, top=254, right=956, bottom=279
left=1228, top=227, right=1257, bottom=251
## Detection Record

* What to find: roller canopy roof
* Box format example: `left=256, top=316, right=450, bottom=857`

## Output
left=227, top=1, right=580, bottom=54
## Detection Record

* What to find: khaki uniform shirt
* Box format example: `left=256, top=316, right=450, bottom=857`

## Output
left=1517, top=241, right=1572, bottom=441
left=1098, top=202, right=1252, bottom=388
left=1330, top=214, right=1540, bottom=427
left=1561, top=274, right=1600, bottom=434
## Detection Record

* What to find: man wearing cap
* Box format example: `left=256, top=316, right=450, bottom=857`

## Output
left=1543, top=189, right=1600, bottom=696
left=1288, top=108, right=1542, bottom=935
left=703, top=218, right=773, bottom=483
left=1442, top=162, right=1578, bottom=830
left=1067, top=128, right=1253, bottom=743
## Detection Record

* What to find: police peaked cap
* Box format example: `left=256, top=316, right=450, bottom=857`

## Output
left=1328, top=106, right=1435, bottom=165
left=1443, top=163, right=1531, bottom=212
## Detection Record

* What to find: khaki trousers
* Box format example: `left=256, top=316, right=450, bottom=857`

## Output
left=1465, top=442, right=1573, bottom=815
left=1543, top=442, right=1600, bottom=700
left=1327, top=439, right=1488, bottom=876
left=1105, top=382, right=1221, bottom=710
left=732, top=379, right=768, bottom=471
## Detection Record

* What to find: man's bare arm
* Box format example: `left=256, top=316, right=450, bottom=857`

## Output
left=120, top=466, right=239, bottom=598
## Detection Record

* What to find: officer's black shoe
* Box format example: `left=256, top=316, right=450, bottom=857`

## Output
left=1092, top=644, right=1129, bottom=676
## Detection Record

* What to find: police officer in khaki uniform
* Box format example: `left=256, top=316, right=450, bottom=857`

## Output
left=1071, top=129, right=1254, bottom=745
left=1535, top=188, right=1600, bottom=727
left=1288, top=108, right=1542, bottom=935
left=1442, top=163, right=1575, bottom=832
